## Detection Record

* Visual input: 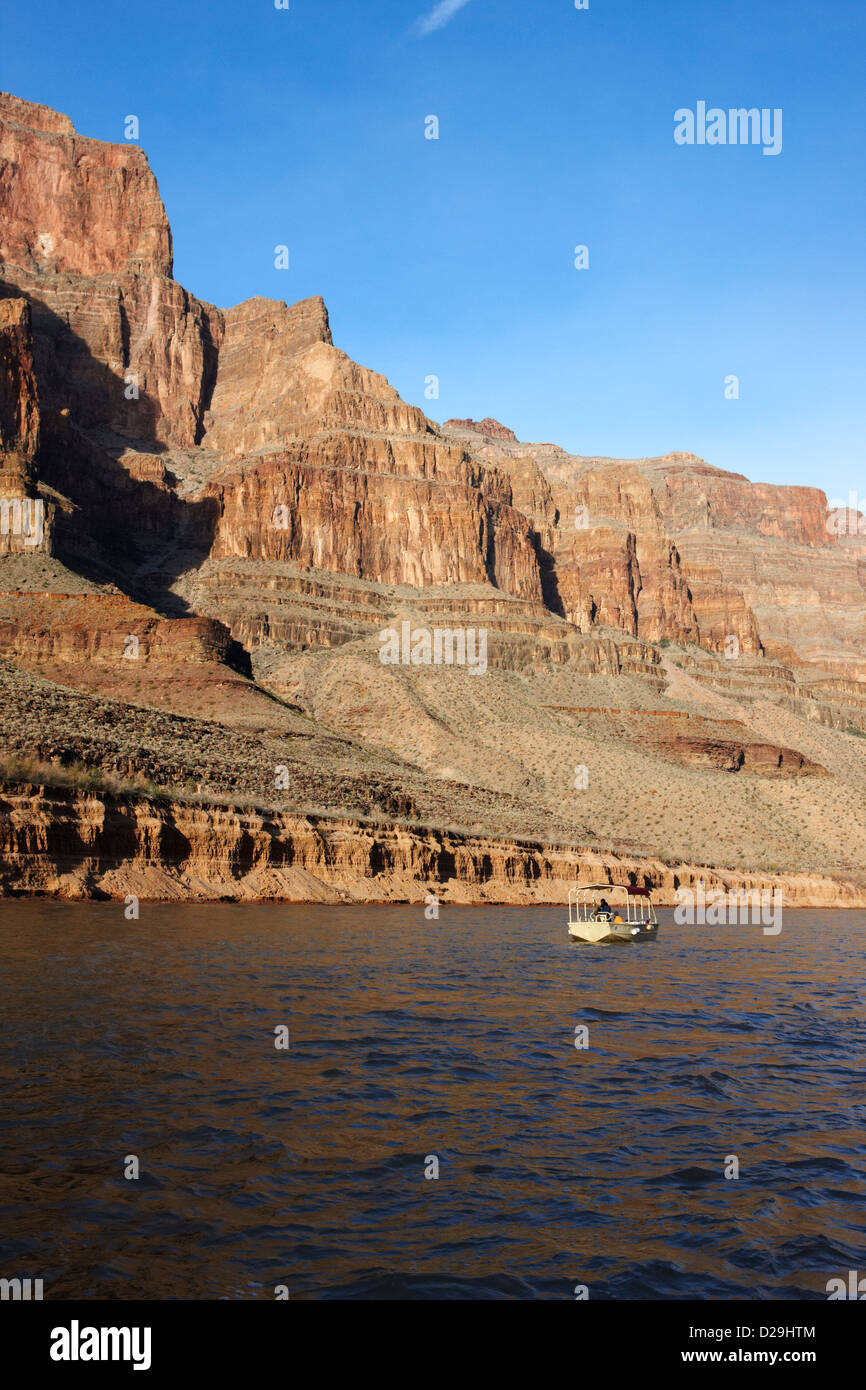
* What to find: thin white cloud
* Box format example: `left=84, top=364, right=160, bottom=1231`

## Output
left=417, top=0, right=472, bottom=37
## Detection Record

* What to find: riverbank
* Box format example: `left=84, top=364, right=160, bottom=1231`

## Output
left=1, top=782, right=864, bottom=907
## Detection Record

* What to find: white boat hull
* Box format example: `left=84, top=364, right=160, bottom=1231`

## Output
left=568, top=920, right=658, bottom=944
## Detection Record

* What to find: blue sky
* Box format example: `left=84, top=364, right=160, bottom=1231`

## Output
left=4, top=0, right=865, bottom=500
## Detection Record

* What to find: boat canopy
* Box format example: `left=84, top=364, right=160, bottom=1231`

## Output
left=568, top=881, right=658, bottom=927
left=575, top=882, right=650, bottom=896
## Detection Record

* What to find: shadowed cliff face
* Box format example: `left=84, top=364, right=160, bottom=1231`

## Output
left=0, top=297, right=39, bottom=465
left=2, top=91, right=866, bottom=902
left=0, top=295, right=49, bottom=555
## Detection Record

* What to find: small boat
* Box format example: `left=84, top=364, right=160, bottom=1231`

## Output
left=567, top=882, right=659, bottom=943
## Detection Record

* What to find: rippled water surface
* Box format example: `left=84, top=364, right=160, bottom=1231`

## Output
left=1, top=902, right=864, bottom=1299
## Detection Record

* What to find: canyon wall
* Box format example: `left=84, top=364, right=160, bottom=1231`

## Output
left=442, top=424, right=866, bottom=672
left=1, top=92, right=866, bottom=905
left=4, top=90, right=863, bottom=672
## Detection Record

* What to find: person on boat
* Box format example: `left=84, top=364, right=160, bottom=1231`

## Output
left=597, top=897, right=613, bottom=919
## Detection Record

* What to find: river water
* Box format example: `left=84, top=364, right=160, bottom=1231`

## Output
left=0, top=902, right=864, bottom=1300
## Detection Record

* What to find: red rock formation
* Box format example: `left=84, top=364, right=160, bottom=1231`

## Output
left=443, top=417, right=519, bottom=443
left=441, top=427, right=864, bottom=669
left=0, top=92, right=172, bottom=278
left=1, top=88, right=864, bottom=749
left=202, top=451, right=543, bottom=597
left=0, top=92, right=220, bottom=447
left=0, top=95, right=549, bottom=606
left=652, top=463, right=830, bottom=547
left=0, top=592, right=238, bottom=666
left=5, top=90, right=866, bottom=909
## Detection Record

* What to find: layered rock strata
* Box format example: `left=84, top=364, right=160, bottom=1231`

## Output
left=2, top=783, right=863, bottom=908
left=1, top=92, right=865, bottom=904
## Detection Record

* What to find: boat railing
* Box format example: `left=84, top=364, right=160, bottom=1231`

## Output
left=568, top=887, right=657, bottom=926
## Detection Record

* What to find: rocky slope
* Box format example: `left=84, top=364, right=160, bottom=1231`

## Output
left=1, top=91, right=865, bottom=905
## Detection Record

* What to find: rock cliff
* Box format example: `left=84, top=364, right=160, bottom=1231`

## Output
left=2, top=783, right=863, bottom=908
left=1, top=92, right=865, bottom=904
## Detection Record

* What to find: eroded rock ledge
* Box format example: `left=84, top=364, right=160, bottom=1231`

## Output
left=1, top=783, right=862, bottom=908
